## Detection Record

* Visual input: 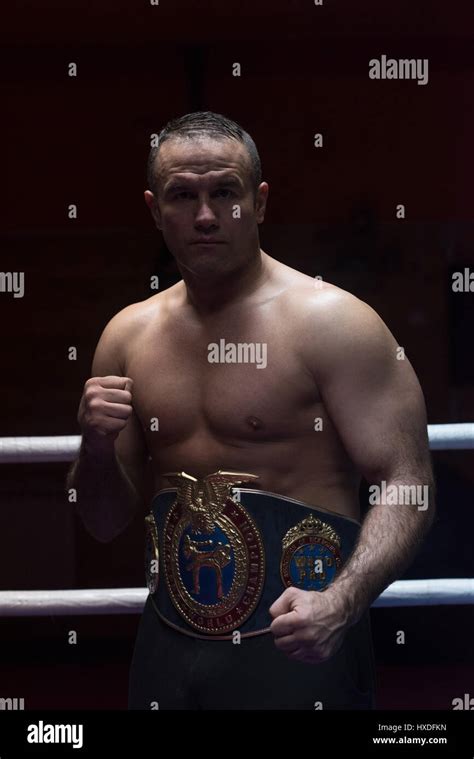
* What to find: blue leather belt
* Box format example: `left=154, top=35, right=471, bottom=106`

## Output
left=144, top=471, right=361, bottom=640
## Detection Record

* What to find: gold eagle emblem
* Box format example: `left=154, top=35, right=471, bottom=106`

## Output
left=163, top=470, right=259, bottom=533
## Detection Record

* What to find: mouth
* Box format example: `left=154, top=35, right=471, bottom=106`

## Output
left=191, top=240, right=225, bottom=245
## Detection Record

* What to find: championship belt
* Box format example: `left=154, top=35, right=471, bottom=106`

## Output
left=145, top=471, right=360, bottom=639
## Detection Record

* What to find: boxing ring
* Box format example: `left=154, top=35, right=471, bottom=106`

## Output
left=0, top=422, right=473, bottom=616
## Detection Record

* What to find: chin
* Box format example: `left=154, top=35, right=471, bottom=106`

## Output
left=188, top=261, right=232, bottom=278
left=178, top=253, right=233, bottom=277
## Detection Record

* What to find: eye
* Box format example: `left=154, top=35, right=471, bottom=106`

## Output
left=173, top=188, right=234, bottom=200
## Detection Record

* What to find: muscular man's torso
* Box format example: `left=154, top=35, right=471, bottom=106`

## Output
left=121, top=259, right=362, bottom=521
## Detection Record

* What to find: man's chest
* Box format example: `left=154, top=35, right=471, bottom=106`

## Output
left=125, top=319, right=322, bottom=444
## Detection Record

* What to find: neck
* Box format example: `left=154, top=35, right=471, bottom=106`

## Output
left=180, top=248, right=270, bottom=315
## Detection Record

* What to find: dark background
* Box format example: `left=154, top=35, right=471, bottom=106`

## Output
left=1, top=0, right=473, bottom=709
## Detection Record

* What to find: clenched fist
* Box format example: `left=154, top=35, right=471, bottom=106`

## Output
left=78, top=375, right=134, bottom=451
left=269, top=585, right=350, bottom=664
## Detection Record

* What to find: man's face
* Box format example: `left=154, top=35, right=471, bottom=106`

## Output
left=144, top=136, right=268, bottom=278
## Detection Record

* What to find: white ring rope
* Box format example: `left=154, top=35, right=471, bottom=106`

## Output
left=0, top=580, right=472, bottom=616
left=427, top=423, right=474, bottom=450
left=0, top=426, right=471, bottom=616
left=0, top=435, right=81, bottom=463
left=372, top=578, right=474, bottom=607
left=0, top=424, right=473, bottom=463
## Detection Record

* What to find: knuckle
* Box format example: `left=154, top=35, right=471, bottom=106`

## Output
left=84, top=386, right=98, bottom=402
left=87, top=397, right=101, bottom=412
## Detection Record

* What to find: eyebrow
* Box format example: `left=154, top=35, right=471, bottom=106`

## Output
left=164, top=177, right=242, bottom=194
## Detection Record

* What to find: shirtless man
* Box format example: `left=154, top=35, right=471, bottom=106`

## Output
left=67, top=111, right=435, bottom=710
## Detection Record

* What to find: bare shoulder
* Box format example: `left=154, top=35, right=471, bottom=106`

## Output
left=103, top=283, right=181, bottom=337
left=94, top=284, right=182, bottom=372
left=294, top=282, right=389, bottom=335
left=274, top=261, right=387, bottom=339
left=272, top=262, right=398, bottom=372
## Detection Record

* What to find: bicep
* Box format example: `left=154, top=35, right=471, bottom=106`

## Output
left=315, top=303, right=431, bottom=484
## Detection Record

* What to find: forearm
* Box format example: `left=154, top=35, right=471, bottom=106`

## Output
left=331, top=476, right=436, bottom=625
left=66, top=439, right=140, bottom=543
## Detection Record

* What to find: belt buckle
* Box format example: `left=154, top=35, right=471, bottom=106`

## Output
left=161, top=470, right=266, bottom=635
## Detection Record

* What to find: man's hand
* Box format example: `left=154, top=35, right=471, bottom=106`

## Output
left=77, top=375, right=134, bottom=454
left=269, top=586, right=350, bottom=664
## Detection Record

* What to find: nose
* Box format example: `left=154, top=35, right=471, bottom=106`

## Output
left=194, top=195, right=218, bottom=229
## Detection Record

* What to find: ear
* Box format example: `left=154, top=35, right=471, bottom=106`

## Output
left=255, top=182, right=269, bottom=224
left=144, top=190, right=162, bottom=230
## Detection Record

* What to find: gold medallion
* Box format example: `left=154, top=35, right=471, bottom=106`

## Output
left=162, top=471, right=265, bottom=634
left=281, top=513, right=342, bottom=591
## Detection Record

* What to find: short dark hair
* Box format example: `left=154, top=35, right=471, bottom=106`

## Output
left=146, top=111, right=262, bottom=200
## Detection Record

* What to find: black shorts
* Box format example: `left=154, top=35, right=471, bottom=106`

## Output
left=128, top=595, right=377, bottom=710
